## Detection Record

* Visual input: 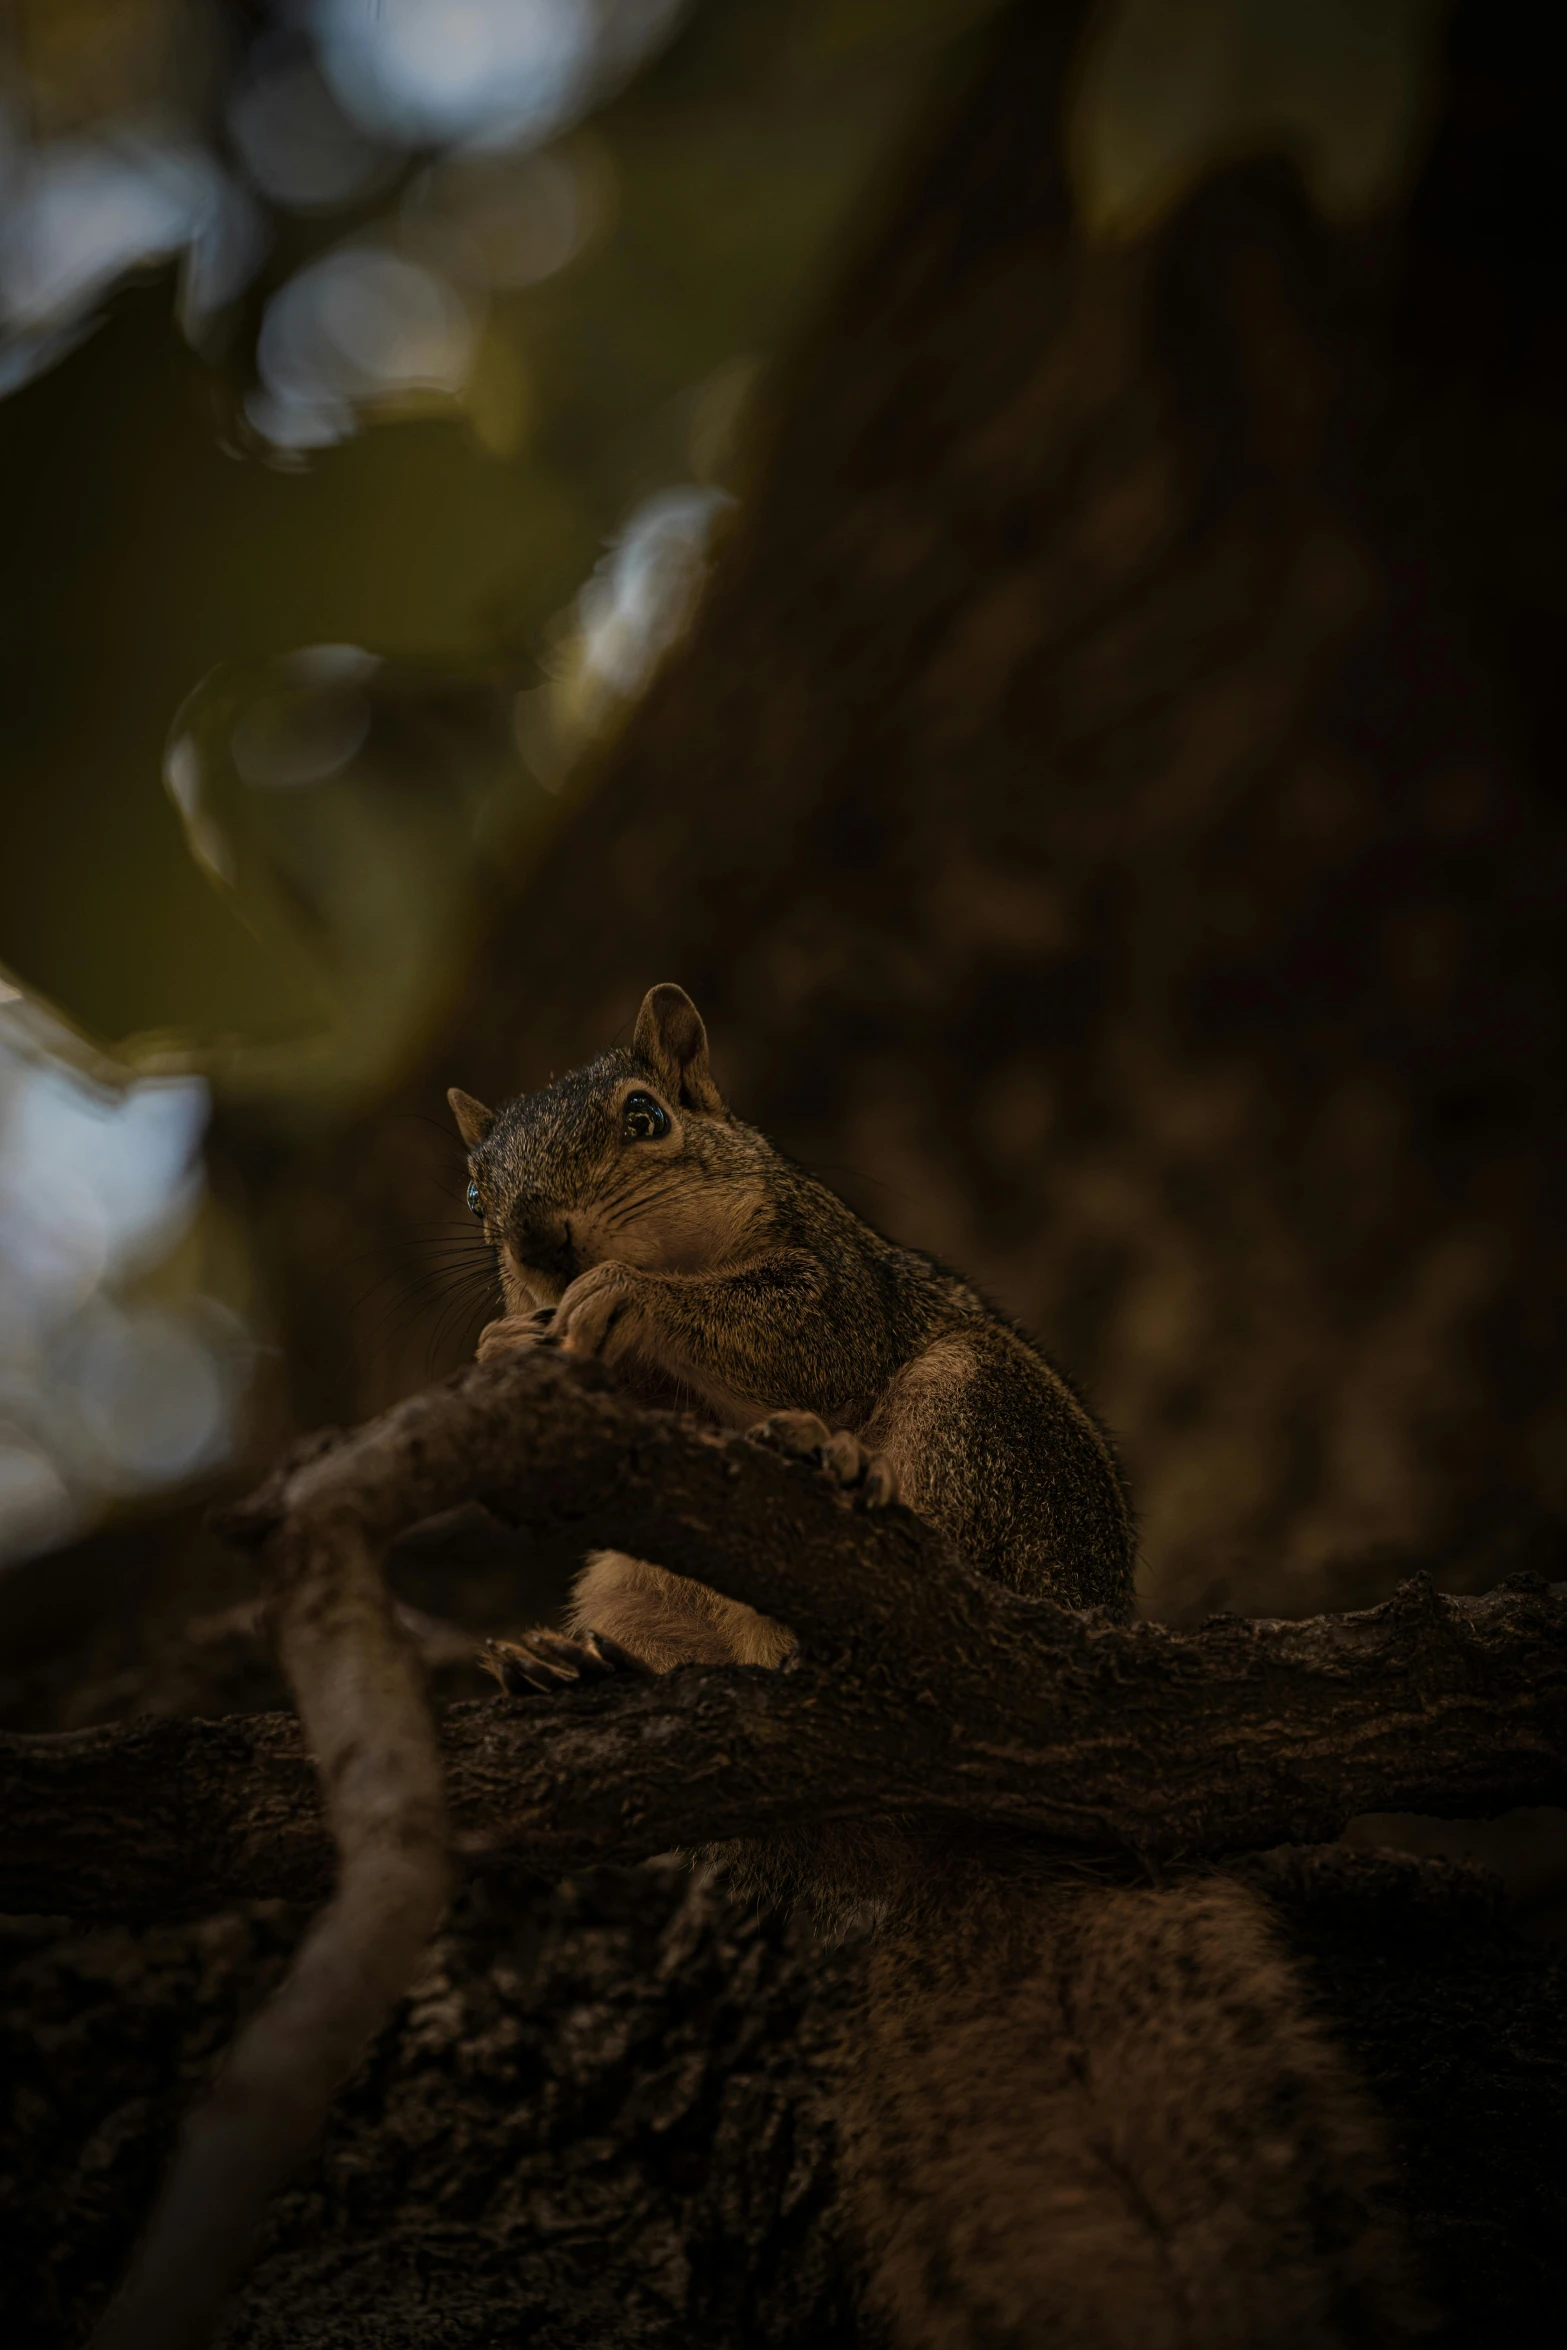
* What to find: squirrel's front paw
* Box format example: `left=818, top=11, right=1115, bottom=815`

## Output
left=749, top=1410, right=899, bottom=1508
left=480, top=1626, right=652, bottom=1696
left=476, top=1306, right=556, bottom=1363
left=552, top=1262, right=649, bottom=1367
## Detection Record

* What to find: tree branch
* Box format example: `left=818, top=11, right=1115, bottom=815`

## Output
left=7, top=1350, right=1565, bottom=1928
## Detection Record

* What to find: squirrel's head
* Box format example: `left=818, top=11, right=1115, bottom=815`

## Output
left=448, top=984, right=770, bottom=1310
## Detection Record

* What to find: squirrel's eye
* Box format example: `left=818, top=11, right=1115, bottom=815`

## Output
left=466, top=1180, right=482, bottom=1218
left=622, top=1091, right=670, bottom=1142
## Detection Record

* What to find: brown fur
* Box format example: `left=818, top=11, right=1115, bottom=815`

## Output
left=846, top=1863, right=1416, bottom=2350
left=455, top=986, right=1423, bottom=2348
left=569, top=1547, right=795, bottom=1671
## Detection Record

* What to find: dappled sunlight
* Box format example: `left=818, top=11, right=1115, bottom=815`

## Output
left=577, top=484, right=734, bottom=699
left=0, top=997, right=253, bottom=1564
left=412, top=142, right=602, bottom=290
left=0, top=121, right=263, bottom=391
left=0, top=0, right=669, bottom=430
left=517, top=480, right=733, bottom=783
left=250, top=242, right=484, bottom=449
left=227, top=49, right=393, bottom=216
left=313, top=0, right=685, bottom=153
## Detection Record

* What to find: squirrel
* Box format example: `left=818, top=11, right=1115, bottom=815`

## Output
left=448, top=984, right=1422, bottom=2350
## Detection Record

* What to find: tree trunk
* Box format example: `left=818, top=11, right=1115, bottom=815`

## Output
left=6, top=1847, right=1565, bottom=2350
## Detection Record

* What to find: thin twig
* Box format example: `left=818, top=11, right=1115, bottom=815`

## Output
left=88, top=1496, right=452, bottom=2350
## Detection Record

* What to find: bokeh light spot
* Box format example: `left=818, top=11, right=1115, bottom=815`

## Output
left=317, top=0, right=601, bottom=151
left=230, top=56, right=392, bottom=214
left=230, top=682, right=372, bottom=790
left=250, top=244, right=480, bottom=448
left=63, top=1302, right=231, bottom=1487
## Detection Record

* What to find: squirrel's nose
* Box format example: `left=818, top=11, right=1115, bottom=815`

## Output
left=509, top=1206, right=579, bottom=1288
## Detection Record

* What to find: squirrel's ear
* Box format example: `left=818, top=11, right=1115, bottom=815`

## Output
left=632, top=984, right=726, bottom=1116
left=448, top=1087, right=494, bottom=1149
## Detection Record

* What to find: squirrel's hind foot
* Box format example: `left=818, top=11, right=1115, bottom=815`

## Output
left=749, top=1410, right=898, bottom=1508
left=480, top=1626, right=651, bottom=1697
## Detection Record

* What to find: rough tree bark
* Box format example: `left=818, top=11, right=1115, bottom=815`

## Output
left=8, top=1566, right=1567, bottom=1918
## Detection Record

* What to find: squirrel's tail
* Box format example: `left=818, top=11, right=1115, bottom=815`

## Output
left=837, top=1871, right=1427, bottom=2349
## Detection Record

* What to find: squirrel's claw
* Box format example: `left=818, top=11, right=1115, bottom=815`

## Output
left=552, top=1263, right=647, bottom=1365
left=481, top=1636, right=572, bottom=1694
left=476, top=1307, right=558, bottom=1364
left=858, top=1453, right=899, bottom=1509
left=480, top=1626, right=651, bottom=1697
left=750, top=1408, right=832, bottom=1459
left=522, top=1625, right=616, bottom=1678
left=579, top=1627, right=656, bottom=1676
left=749, top=1412, right=899, bottom=1509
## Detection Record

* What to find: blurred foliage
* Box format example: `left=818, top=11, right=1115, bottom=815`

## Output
left=0, top=0, right=998, bottom=1062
